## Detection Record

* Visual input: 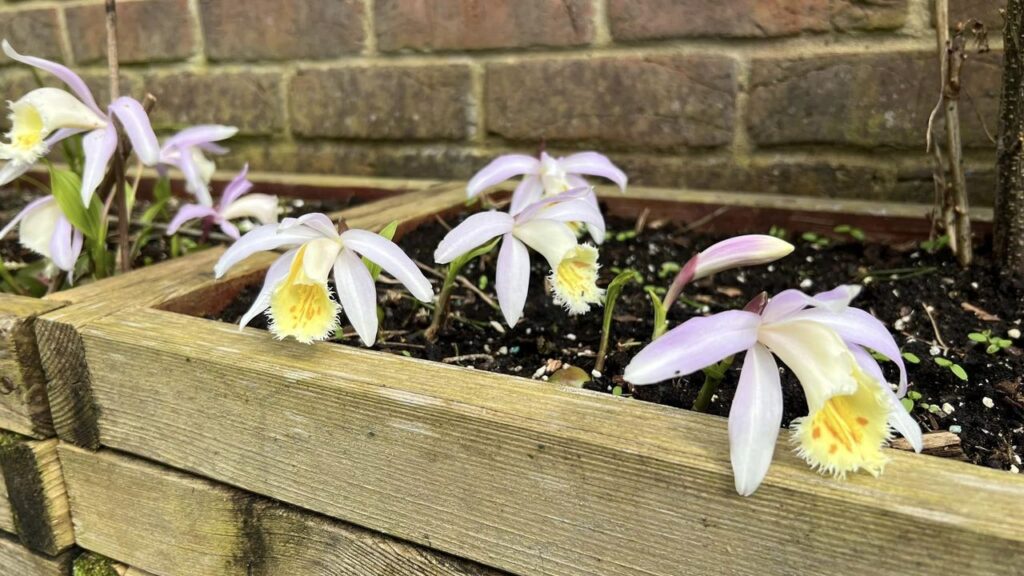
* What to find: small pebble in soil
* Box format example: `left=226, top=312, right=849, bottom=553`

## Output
left=566, top=333, right=577, bottom=341
left=1012, top=465, right=1020, bottom=474
left=949, top=425, right=963, bottom=434
left=1009, top=328, right=1021, bottom=339
left=799, top=278, right=813, bottom=289
left=929, top=346, right=941, bottom=356
left=982, top=397, right=995, bottom=409
left=942, top=402, right=955, bottom=415
left=592, top=369, right=602, bottom=378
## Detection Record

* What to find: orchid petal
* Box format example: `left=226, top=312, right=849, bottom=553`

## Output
left=729, top=343, right=782, bottom=497
left=219, top=164, right=253, bottom=208
left=280, top=213, right=337, bottom=239
left=45, top=127, right=84, bottom=147
left=219, top=219, right=240, bottom=240
left=17, top=196, right=61, bottom=259
left=239, top=249, right=297, bottom=329
left=0, top=196, right=52, bottom=240
left=761, top=285, right=862, bottom=324
left=559, top=151, right=628, bottom=192
left=623, top=310, right=761, bottom=385
left=757, top=319, right=859, bottom=411
left=333, top=248, right=379, bottom=347
left=221, top=194, right=278, bottom=226
left=80, top=124, right=118, bottom=205
left=214, top=223, right=320, bottom=278
left=108, top=97, right=160, bottom=166
left=176, top=147, right=213, bottom=206
left=849, top=345, right=922, bottom=452
left=0, top=160, right=32, bottom=187
left=2, top=40, right=102, bottom=116
left=517, top=194, right=605, bottom=237
left=787, top=306, right=908, bottom=396
left=166, top=203, right=218, bottom=235
left=162, top=124, right=238, bottom=152
left=467, top=155, right=539, bottom=198
left=509, top=175, right=544, bottom=215
left=692, top=235, right=794, bottom=281
left=509, top=219, right=577, bottom=269
left=49, top=214, right=82, bottom=273
left=301, top=238, right=342, bottom=285
left=495, top=234, right=530, bottom=327
left=433, top=211, right=514, bottom=264
left=341, top=229, right=433, bottom=301
left=16, top=88, right=106, bottom=132
left=582, top=189, right=605, bottom=244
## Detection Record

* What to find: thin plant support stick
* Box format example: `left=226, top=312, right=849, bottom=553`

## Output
left=106, top=0, right=131, bottom=272
left=995, top=0, right=1024, bottom=273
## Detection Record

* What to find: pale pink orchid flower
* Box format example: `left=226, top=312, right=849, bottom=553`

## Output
left=0, top=196, right=82, bottom=276
left=466, top=151, right=627, bottom=243
left=624, top=285, right=922, bottom=496
left=166, top=165, right=278, bottom=240
left=157, top=124, right=238, bottom=205
left=0, top=41, right=160, bottom=206
left=434, top=187, right=606, bottom=327
left=215, top=213, right=433, bottom=346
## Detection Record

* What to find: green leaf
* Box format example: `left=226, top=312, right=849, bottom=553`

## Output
left=646, top=286, right=668, bottom=340
left=612, top=385, right=623, bottom=397
left=600, top=269, right=643, bottom=355
left=849, top=228, right=866, bottom=241
left=997, top=338, right=1013, bottom=348
left=870, top=350, right=889, bottom=362
left=951, top=364, right=968, bottom=381
left=900, top=398, right=914, bottom=412
left=49, top=166, right=102, bottom=239
left=907, top=390, right=922, bottom=401
left=834, top=224, right=851, bottom=233
left=477, top=275, right=488, bottom=291
left=968, top=332, right=989, bottom=343
left=450, top=236, right=500, bottom=273
left=934, top=357, right=953, bottom=367
left=362, top=220, right=400, bottom=282
left=801, top=232, right=819, bottom=242
left=901, top=352, right=921, bottom=364
left=986, top=344, right=999, bottom=355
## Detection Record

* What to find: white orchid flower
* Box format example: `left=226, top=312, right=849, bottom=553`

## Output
left=624, top=285, right=922, bottom=496
left=0, top=196, right=82, bottom=275
left=465, top=151, right=627, bottom=243
left=0, top=40, right=160, bottom=205
left=157, top=124, right=238, bottom=206
left=434, top=187, right=607, bottom=327
left=166, top=164, right=278, bottom=239
left=214, top=213, right=433, bottom=345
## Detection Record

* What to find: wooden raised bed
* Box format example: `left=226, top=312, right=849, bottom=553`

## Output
left=32, top=181, right=1023, bottom=576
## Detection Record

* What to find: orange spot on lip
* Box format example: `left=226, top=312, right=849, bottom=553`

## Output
left=829, top=444, right=838, bottom=454
left=812, top=427, right=821, bottom=439
left=856, top=416, right=869, bottom=426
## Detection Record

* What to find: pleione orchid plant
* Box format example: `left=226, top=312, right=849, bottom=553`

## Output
left=166, top=164, right=278, bottom=240
left=215, top=214, right=433, bottom=345
left=433, top=187, right=607, bottom=330
left=624, top=285, right=923, bottom=496
left=466, top=151, right=627, bottom=243
left=0, top=195, right=82, bottom=279
left=157, top=124, right=238, bottom=205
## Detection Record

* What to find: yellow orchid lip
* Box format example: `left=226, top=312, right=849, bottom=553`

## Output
left=268, top=243, right=340, bottom=344
left=550, top=244, right=604, bottom=315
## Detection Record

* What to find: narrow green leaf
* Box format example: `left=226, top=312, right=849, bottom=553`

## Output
left=968, top=332, right=989, bottom=343
left=646, top=285, right=668, bottom=340
left=49, top=166, right=102, bottom=239
left=934, top=357, right=953, bottom=367
left=907, top=390, right=922, bottom=401
left=900, top=398, right=914, bottom=412
left=901, top=352, right=920, bottom=364
left=850, top=228, right=866, bottom=241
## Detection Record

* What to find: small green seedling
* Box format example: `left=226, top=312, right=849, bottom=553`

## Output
left=934, top=357, right=968, bottom=381
left=967, top=329, right=1013, bottom=355
left=657, top=261, right=681, bottom=279
left=477, top=274, right=488, bottom=290
left=920, top=234, right=950, bottom=253
left=901, top=351, right=921, bottom=364
left=800, top=232, right=830, bottom=247
left=833, top=224, right=866, bottom=242
left=768, top=225, right=788, bottom=239
left=900, top=390, right=923, bottom=412
left=613, top=230, right=637, bottom=242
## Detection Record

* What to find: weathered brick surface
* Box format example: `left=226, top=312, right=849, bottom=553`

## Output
left=143, top=71, right=283, bottom=134
left=832, top=0, right=908, bottom=31
left=288, top=66, right=473, bottom=140
left=486, top=57, right=737, bottom=149
left=948, top=0, right=1005, bottom=30
left=747, top=51, right=999, bottom=149
left=65, top=0, right=195, bottom=64
left=375, top=0, right=593, bottom=52
left=199, top=0, right=364, bottom=61
left=0, top=8, right=62, bottom=64
left=608, top=0, right=830, bottom=40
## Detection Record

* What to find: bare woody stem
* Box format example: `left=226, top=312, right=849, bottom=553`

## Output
left=424, top=274, right=456, bottom=342
left=105, top=0, right=130, bottom=273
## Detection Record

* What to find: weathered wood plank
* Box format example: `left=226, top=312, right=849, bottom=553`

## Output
left=75, top=550, right=158, bottom=576
left=0, top=532, right=72, bottom=575
left=0, top=294, right=64, bottom=438
left=0, top=456, right=14, bottom=534
left=59, top=445, right=504, bottom=576
left=0, top=433, right=74, bottom=555
left=74, top=306, right=1024, bottom=576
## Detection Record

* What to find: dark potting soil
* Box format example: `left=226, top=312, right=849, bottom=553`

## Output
left=215, top=212, right=1024, bottom=473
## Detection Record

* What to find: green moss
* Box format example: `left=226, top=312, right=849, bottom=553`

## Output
left=0, top=430, right=27, bottom=449
left=73, top=552, right=119, bottom=576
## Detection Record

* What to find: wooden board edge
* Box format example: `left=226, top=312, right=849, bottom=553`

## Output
left=0, top=434, right=74, bottom=555
left=58, top=445, right=504, bottom=576
left=0, top=296, right=66, bottom=439
left=0, top=531, right=74, bottom=575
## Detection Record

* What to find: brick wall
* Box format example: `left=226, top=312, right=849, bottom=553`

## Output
left=0, top=0, right=1008, bottom=204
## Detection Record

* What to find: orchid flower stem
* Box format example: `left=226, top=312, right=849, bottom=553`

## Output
left=595, top=269, right=642, bottom=375
left=0, top=264, right=26, bottom=296
left=105, top=0, right=131, bottom=273
left=692, top=355, right=735, bottom=413
left=424, top=270, right=458, bottom=342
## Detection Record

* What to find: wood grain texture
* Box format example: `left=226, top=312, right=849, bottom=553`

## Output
left=0, top=294, right=64, bottom=438
left=0, top=456, right=15, bottom=534
left=0, top=531, right=72, bottom=575
left=74, top=305, right=1024, bottom=576
left=59, top=445, right=503, bottom=576
left=0, top=435, right=74, bottom=555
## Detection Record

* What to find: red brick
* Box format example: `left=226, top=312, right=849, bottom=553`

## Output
left=0, top=8, right=63, bottom=64
left=608, top=0, right=829, bottom=40
left=747, top=52, right=999, bottom=149
left=832, top=0, right=908, bottom=31
left=199, top=0, right=364, bottom=62
left=375, top=0, right=593, bottom=52
left=288, top=66, right=473, bottom=140
left=143, top=71, right=283, bottom=135
left=485, top=57, right=737, bottom=149
left=65, top=0, right=195, bottom=65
